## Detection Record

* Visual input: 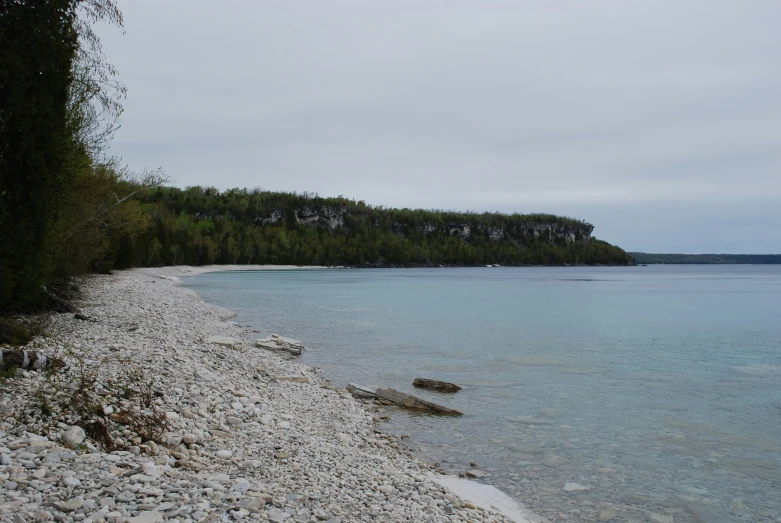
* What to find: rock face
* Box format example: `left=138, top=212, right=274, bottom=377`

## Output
left=516, top=222, right=591, bottom=244
left=295, top=206, right=346, bottom=230
left=413, top=378, right=462, bottom=393
left=374, top=388, right=463, bottom=416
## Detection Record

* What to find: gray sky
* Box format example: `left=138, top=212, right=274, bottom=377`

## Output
left=99, top=0, right=781, bottom=253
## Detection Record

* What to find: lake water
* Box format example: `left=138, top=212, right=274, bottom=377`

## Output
left=184, top=266, right=781, bottom=522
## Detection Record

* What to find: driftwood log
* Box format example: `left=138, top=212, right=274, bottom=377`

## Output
left=0, top=350, right=65, bottom=372
left=413, top=378, right=462, bottom=393
left=375, top=388, right=463, bottom=416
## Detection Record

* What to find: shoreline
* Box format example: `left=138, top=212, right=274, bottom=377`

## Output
left=0, top=265, right=541, bottom=522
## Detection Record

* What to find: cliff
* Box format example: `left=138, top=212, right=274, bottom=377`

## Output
left=122, top=187, right=634, bottom=268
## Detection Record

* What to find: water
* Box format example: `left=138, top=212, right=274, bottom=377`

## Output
left=184, top=266, right=781, bottom=522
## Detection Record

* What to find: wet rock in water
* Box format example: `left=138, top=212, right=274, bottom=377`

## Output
left=507, top=417, right=554, bottom=426
left=648, top=513, right=674, bottom=523
left=374, top=388, right=463, bottom=416
left=598, top=508, right=617, bottom=521
left=465, top=469, right=488, bottom=479
left=563, top=482, right=591, bottom=492
left=346, top=383, right=376, bottom=398
left=685, top=502, right=742, bottom=523
left=413, top=378, right=462, bottom=393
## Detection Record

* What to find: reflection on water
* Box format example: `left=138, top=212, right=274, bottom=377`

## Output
left=185, top=266, right=781, bottom=522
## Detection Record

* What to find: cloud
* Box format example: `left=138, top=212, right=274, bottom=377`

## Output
left=98, top=0, right=781, bottom=252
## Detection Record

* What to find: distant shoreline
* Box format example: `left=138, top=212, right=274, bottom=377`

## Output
left=630, top=253, right=781, bottom=264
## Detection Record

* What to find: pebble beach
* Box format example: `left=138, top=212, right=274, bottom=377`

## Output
left=0, top=266, right=538, bottom=523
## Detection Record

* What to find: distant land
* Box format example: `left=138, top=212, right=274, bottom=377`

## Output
left=630, top=253, right=781, bottom=264
left=111, top=187, right=635, bottom=268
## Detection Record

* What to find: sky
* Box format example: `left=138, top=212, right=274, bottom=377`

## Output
left=98, top=0, right=781, bottom=253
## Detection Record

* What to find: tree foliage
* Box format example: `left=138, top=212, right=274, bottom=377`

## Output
left=108, top=187, right=635, bottom=268
left=0, top=0, right=163, bottom=313
left=630, top=253, right=781, bottom=264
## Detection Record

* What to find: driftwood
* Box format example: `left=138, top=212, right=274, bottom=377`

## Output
left=375, top=388, right=463, bottom=416
left=413, top=378, right=462, bottom=393
left=43, top=288, right=82, bottom=314
left=0, top=350, right=65, bottom=371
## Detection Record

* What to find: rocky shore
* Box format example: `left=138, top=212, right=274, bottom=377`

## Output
left=0, top=266, right=531, bottom=523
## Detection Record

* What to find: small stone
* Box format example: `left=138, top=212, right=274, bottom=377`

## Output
left=57, top=500, right=84, bottom=513
left=598, top=508, right=617, bottom=521
left=464, top=501, right=476, bottom=509
left=182, top=434, right=198, bottom=445
left=216, top=449, right=233, bottom=459
left=62, top=476, right=82, bottom=488
left=61, top=426, right=86, bottom=449
left=225, top=416, right=242, bottom=425
left=128, top=511, right=164, bottom=523
left=465, top=469, right=488, bottom=479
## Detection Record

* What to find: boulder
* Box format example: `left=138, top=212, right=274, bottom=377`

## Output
left=374, top=388, right=463, bottom=416
left=413, top=378, right=462, bottom=393
left=61, top=425, right=86, bottom=449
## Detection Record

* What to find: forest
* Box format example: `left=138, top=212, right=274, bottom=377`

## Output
left=630, top=253, right=781, bottom=264
left=0, top=0, right=632, bottom=327
left=105, top=187, right=635, bottom=269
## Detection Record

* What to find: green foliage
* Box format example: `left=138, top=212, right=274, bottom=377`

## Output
left=109, top=187, right=634, bottom=268
left=0, top=318, right=32, bottom=346
left=0, top=0, right=81, bottom=310
left=0, top=0, right=160, bottom=312
left=630, top=253, right=781, bottom=264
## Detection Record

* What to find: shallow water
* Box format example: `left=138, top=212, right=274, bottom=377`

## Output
left=184, top=266, right=781, bottom=522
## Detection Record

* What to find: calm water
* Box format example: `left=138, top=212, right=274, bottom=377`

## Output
left=184, top=266, right=781, bottom=522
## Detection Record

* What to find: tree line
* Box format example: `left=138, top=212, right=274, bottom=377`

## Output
left=105, top=186, right=634, bottom=269
left=630, top=253, right=781, bottom=264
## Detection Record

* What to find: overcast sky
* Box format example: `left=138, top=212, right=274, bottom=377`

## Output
left=98, top=0, right=781, bottom=253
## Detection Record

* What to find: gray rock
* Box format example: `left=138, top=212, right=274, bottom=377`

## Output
left=374, top=388, right=463, bottom=416
left=412, top=378, right=462, bottom=393
left=127, top=511, right=164, bottom=523
left=57, top=500, right=84, bottom=512
left=61, top=426, right=86, bottom=449
left=563, top=482, right=591, bottom=492
left=62, top=476, right=81, bottom=488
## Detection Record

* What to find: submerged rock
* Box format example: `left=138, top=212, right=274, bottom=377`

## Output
left=374, top=388, right=463, bottom=416
left=413, top=378, right=462, bottom=393
left=346, top=383, right=376, bottom=398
